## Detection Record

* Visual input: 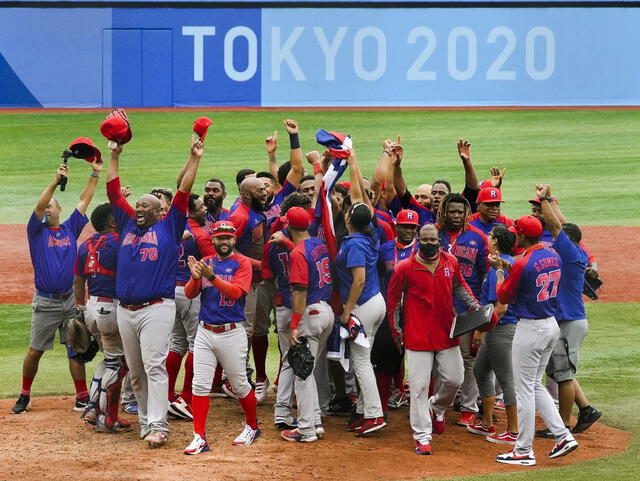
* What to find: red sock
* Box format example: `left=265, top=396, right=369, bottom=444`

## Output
left=191, top=394, right=210, bottom=438
left=21, top=376, right=34, bottom=396
left=376, top=372, right=392, bottom=414
left=74, top=379, right=89, bottom=400
left=212, top=364, right=223, bottom=388
left=392, top=362, right=404, bottom=390
left=166, top=350, right=184, bottom=401
left=180, top=352, right=194, bottom=404
left=252, top=335, right=269, bottom=381
left=238, top=390, right=258, bottom=429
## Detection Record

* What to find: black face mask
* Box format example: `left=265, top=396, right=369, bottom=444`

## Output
left=419, top=242, right=439, bottom=259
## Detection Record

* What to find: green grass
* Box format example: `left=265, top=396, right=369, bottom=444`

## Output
left=0, top=109, right=638, bottom=225
left=1, top=302, right=637, bottom=480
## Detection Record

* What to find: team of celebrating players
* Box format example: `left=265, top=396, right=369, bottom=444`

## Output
left=13, top=115, right=603, bottom=466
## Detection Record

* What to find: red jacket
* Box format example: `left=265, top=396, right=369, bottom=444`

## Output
left=386, top=251, right=479, bottom=351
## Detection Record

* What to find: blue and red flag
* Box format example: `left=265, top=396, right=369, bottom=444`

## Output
left=315, top=129, right=353, bottom=159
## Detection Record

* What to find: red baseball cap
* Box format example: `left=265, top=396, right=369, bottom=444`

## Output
left=211, top=220, right=237, bottom=237
left=69, top=137, right=101, bottom=162
left=193, top=116, right=213, bottom=141
left=282, top=206, right=310, bottom=230
left=99, top=109, right=132, bottom=144
left=478, top=180, right=492, bottom=189
left=477, top=187, right=504, bottom=203
left=528, top=197, right=542, bottom=205
left=396, top=209, right=420, bottom=226
left=513, top=215, right=543, bottom=237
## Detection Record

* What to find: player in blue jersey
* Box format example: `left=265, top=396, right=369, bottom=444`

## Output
left=492, top=215, right=579, bottom=466
left=467, top=224, right=519, bottom=444
left=336, top=152, right=386, bottom=437
left=203, top=178, right=229, bottom=224
left=73, top=203, right=131, bottom=433
left=279, top=207, right=333, bottom=442
left=437, top=192, right=489, bottom=427
left=183, top=220, right=260, bottom=455
left=105, top=137, right=203, bottom=447
left=13, top=157, right=102, bottom=415
left=535, top=185, right=602, bottom=436
left=468, top=187, right=514, bottom=237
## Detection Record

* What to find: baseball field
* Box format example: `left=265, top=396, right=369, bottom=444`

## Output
left=0, top=108, right=638, bottom=480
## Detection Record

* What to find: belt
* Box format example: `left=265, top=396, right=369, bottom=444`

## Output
left=96, top=296, right=114, bottom=303
left=120, top=298, right=163, bottom=311
left=200, top=321, right=238, bottom=333
left=36, top=289, right=72, bottom=300
left=176, top=281, right=188, bottom=287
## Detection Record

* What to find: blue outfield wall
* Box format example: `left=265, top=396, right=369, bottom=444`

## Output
left=1, top=6, right=639, bottom=107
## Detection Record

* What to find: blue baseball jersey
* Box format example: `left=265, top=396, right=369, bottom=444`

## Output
left=176, top=224, right=202, bottom=284
left=265, top=231, right=293, bottom=308
left=107, top=178, right=188, bottom=304
left=377, top=239, right=418, bottom=298
left=27, top=208, right=88, bottom=294
left=227, top=202, right=266, bottom=261
left=198, top=253, right=252, bottom=325
left=264, top=180, right=297, bottom=230
left=497, top=244, right=563, bottom=319
left=75, top=232, right=119, bottom=298
left=336, top=230, right=381, bottom=305
left=289, top=237, right=332, bottom=305
left=440, top=226, right=489, bottom=313
left=481, top=253, right=518, bottom=325
left=468, top=213, right=514, bottom=237
left=552, top=231, right=588, bottom=321
left=204, top=208, right=229, bottom=229
left=540, top=230, right=554, bottom=249
left=401, top=195, right=436, bottom=226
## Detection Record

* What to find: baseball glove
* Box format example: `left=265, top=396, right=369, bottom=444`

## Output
left=287, top=336, right=315, bottom=380
left=72, top=337, right=99, bottom=364
left=67, top=307, right=93, bottom=354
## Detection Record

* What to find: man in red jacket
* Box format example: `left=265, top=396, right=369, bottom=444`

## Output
left=386, top=224, right=483, bottom=456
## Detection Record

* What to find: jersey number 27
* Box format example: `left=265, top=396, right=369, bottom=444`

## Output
left=536, top=269, right=561, bottom=302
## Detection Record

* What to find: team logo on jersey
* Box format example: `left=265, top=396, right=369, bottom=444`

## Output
left=470, top=240, right=477, bottom=246
left=225, top=268, right=232, bottom=273
left=444, top=267, right=451, bottom=277
left=48, top=235, right=71, bottom=247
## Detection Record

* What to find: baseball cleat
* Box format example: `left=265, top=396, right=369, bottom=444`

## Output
left=184, top=433, right=210, bottom=455
left=388, top=389, right=409, bottom=409
left=281, top=429, right=318, bottom=443
left=572, top=406, right=602, bottom=434
left=415, top=442, right=432, bottom=455
left=254, top=377, right=270, bottom=405
left=81, top=406, right=98, bottom=425
left=327, top=396, right=353, bottom=415
left=354, top=417, right=386, bottom=436
left=535, top=428, right=555, bottom=439
left=232, top=424, right=261, bottom=446
left=145, top=430, right=169, bottom=448
left=168, top=396, right=193, bottom=421
left=431, top=412, right=446, bottom=435
left=494, top=399, right=506, bottom=410
left=346, top=414, right=365, bottom=432
left=122, top=401, right=138, bottom=414
left=315, top=424, right=325, bottom=438
left=12, top=394, right=30, bottom=414
left=457, top=411, right=476, bottom=426
left=548, top=434, right=579, bottom=459
left=496, top=450, right=536, bottom=466
left=486, top=431, right=517, bottom=445
left=74, top=397, right=91, bottom=412
left=95, top=415, right=133, bottom=434
left=467, top=422, right=496, bottom=436
left=274, top=415, right=298, bottom=430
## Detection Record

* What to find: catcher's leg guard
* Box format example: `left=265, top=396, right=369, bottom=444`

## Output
left=99, top=356, right=128, bottom=426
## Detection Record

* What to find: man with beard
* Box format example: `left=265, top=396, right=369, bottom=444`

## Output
left=468, top=187, right=514, bottom=237
left=203, top=178, right=228, bottom=223
left=386, top=224, right=483, bottom=455
left=183, top=220, right=260, bottom=454
left=437, top=193, right=489, bottom=428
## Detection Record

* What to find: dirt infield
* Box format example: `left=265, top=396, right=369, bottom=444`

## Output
left=0, top=396, right=629, bottom=481
left=1, top=224, right=637, bottom=304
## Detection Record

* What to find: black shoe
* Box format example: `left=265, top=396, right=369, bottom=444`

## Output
left=328, top=397, right=353, bottom=415
left=572, top=406, right=602, bottom=434
left=12, top=394, right=30, bottom=414
left=535, top=428, right=555, bottom=439
left=74, top=397, right=90, bottom=412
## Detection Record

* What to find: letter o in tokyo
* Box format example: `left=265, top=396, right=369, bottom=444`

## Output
left=224, top=26, right=258, bottom=81
left=354, top=27, right=387, bottom=81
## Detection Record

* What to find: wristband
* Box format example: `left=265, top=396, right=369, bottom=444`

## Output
left=495, top=269, right=504, bottom=275
left=540, top=196, right=554, bottom=203
left=289, top=133, right=300, bottom=150
left=91, top=171, right=100, bottom=178
left=290, top=312, right=303, bottom=330
left=207, top=273, right=216, bottom=281
left=313, top=162, right=322, bottom=175
left=76, top=304, right=87, bottom=311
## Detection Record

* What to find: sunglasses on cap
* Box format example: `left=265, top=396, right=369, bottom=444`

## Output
left=213, top=224, right=236, bottom=234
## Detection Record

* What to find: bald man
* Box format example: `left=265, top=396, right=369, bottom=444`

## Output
left=414, top=184, right=432, bottom=209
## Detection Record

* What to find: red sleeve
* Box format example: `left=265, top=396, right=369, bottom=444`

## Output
left=171, top=190, right=189, bottom=216
left=579, top=241, right=596, bottom=263
left=106, top=177, right=135, bottom=218
left=230, top=255, right=253, bottom=295
left=280, top=237, right=296, bottom=251
left=288, top=246, right=309, bottom=287
left=185, top=277, right=202, bottom=299
left=498, top=214, right=514, bottom=226
left=261, top=241, right=274, bottom=280
left=386, top=261, right=406, bottom=338
left=380, top=219, right=395, bottom=242
left=228, top=205, right=249, bottom=239
left=193, top=226, right=215, bottom=257
left=497, top=257, right=525, bottom=304
left=211, top=277, right=244, bottom=300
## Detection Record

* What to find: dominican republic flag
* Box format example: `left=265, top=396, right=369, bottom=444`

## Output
left=314, top=130, right=351, bottom=260
left=315, top=129, right=353, bottom=159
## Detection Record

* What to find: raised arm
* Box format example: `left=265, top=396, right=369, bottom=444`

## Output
left=537, top=184, right=562, bottom=239
left=392, top=152, right=408, bottom=200
left=284, top=119, right=303, bottom=188
left=371, top=139, right=394, bottom=206
left=76, top=157, right=104, bottom=215
left=457, top=139, right=479, bottom=190
left=347, top=150, right=373, bottom=214
left=106, top=143, right=122, bottom=183
left=265, top=130, right=279, bottom=186
left=178, top=138, right=204, bottom=194
left=34, top=163, right=67, bottom=219
left=306, top=151, right=323, bottom=210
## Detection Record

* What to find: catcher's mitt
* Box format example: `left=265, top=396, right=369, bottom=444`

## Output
left=287, top=336, right=315, bottom=380
left=72, top=337, right=99, bottom=364
left=67, top=307, right=93, bottom=354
